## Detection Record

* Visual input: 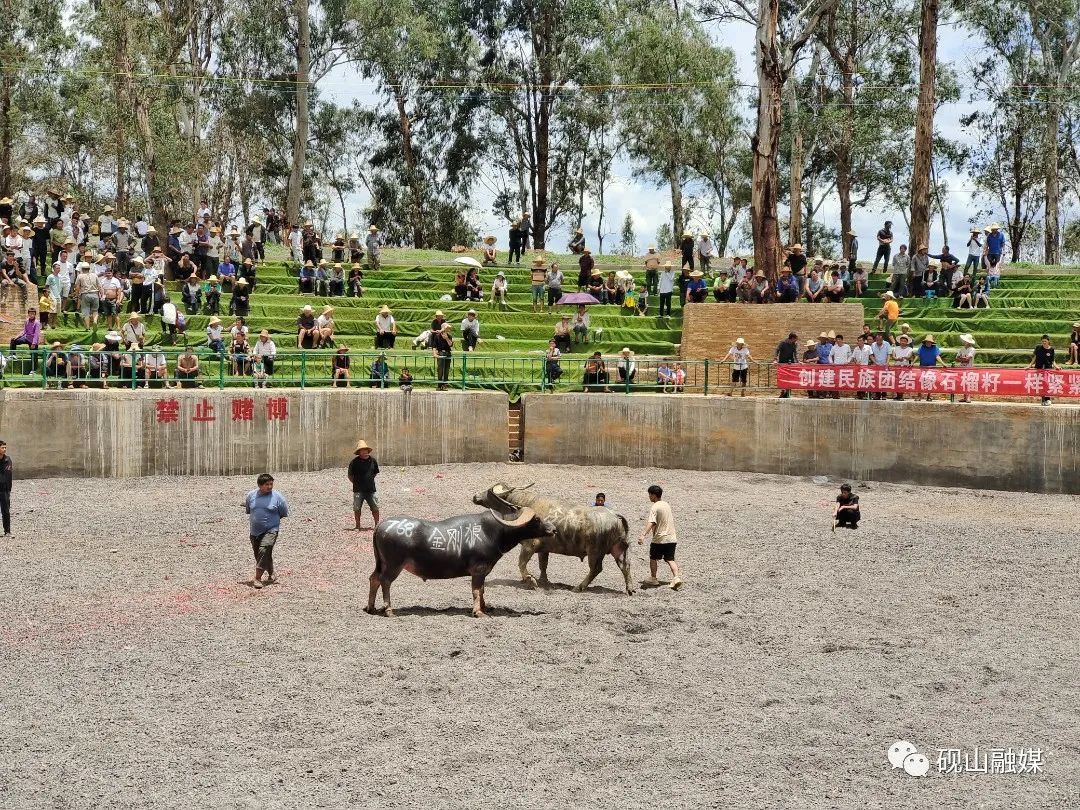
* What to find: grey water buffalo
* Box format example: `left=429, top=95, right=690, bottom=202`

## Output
left=366, top=507, right=556, bottom=617
left=472, top=482, right=634, bottom=595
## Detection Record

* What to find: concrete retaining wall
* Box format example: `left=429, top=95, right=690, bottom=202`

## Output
left=522, top=394, right=1080, bottom=494
left=0, top=389, right=507, bottom=479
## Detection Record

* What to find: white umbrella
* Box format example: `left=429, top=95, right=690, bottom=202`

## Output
left=454, top=256, right=483, bottom=269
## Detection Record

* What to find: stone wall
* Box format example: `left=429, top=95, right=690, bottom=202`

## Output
left=0, top=388, right=507, bottom=479
left=522, top=393, right=1080, bottom=495
left=680, top=303, right=866, bottom=360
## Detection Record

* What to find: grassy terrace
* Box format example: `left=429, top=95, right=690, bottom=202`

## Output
left=16, top=246, right=1078, bottom=392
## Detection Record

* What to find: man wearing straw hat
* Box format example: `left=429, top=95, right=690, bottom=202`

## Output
left=365, top=225, right=381, bottom=270
left=530, top=255, right=547, bottom=313
left=568, top=227, right=585, bottom=255
left=374, top=304, right=397, bottom=349
left=348, top=439, right=381, bottom=531
left=724, top=338, right=751, bottom=396
left=916, top=334, right=946, bottom=401
left=985, top=223, right=1006, bottom=267
left=875, top=291, right=900, bottom=341
left=481, top=234, right=498, bottom=266
left=955, top=333, right=977, bottom=403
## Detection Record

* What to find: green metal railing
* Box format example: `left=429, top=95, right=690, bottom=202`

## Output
left=0, top=347, right=784, bottom=395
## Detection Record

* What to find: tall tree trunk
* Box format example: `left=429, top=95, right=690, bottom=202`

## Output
left=908, top=0, right=938, bottom=253
left=1041, top=34, right=1080, bottom=265
left=750, top=0, right=785, bottom=279
left=668, top=161, right=684, bottom=248
left=930, top=159, right=947, bottom=245
left=0, top=70, right=11, bottom=197
left=787, top=80, right=803, bottom=246
left=534, top=91, right=551, bottom=250
left=393, top=90, right=424, bottom=247
left=803, top=172, right=816, bottom=255
left=286, top=0, right=310, bottom=227
left=835, top=55, right=855, bottom=248
left=132, top=101, right=169, bottom=234
left=1045, top=99, right=1062, bottom=265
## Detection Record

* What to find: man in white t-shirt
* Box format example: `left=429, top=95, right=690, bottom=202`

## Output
left=851, top=335, right=872, bottom=399
left=637, top=484, right=681, bottom=590
left=725, top=337, right=751, bottom=396
left=829, top=334, right=853, bottom=365
left=890, top=333, right=913, bottom=401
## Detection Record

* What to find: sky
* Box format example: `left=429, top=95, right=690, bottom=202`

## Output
left=317, top=15, right=1029, bottom=258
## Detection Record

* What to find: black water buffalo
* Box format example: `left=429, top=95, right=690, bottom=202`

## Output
left=366, top=507, right=556, bottom=617
left=472, top=482, right=633, bottom=595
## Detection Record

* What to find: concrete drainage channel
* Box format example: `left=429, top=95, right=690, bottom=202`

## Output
left=507, top=400, right=524, bottom=462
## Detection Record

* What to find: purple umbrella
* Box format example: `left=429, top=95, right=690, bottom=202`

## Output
left=556, top=292, right=601, bottom=305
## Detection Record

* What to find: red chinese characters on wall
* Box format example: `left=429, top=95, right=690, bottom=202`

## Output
left=154, top=397, right=293, bottom=424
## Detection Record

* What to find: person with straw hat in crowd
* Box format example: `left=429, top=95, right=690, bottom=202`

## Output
left=348, top=439, right=381, bottom=531
left=374, top=304, right=397, bottom=349
left=916, top=334, right=946, bottom=401
left=490, top=270, right=509, bottom=307
left=315, top=305, right=336, bottom=348
left=783, top=242, right=807, bottom=276
left=577, top=246, right=594, bottom=291
left=568, top=227, right=585, bottom=255
left=461, top=308, right=481, bottom=351
left=365, top=225, right=381, bottom=270
left=876, top=290, right=900, bottom=341
left=954, top=334, right=977, bottom=403
left=545, top=257, right=563, bottom=313
left=696, top=232, right=714, bottom=273
left=296, top=304, right=317, bottom=348
left=120, top=311, right=146, bottom=349
left=724, top=337, right=751, bottom=396
left=643, top=244, right=661, bottom=295
left=530, top=254, right=547, bottom=313
left=230, top=277, right=251, bottom=317
left=687, top=269, right=708, bottom=303
left=985, top=223, right=1006, bottom=267
left=481, top=234, right=498, bottom=266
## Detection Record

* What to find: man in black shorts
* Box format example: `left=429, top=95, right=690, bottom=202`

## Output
left=834, top=484, right=860, bottom=529
left=637, top=484, right=681, bottom=589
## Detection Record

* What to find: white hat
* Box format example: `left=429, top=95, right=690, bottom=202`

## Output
left=882, top=291, right=895, bottom=299
left=735, top=337, right=745, bottom=345
left=959, top=333, right=976, bottom=346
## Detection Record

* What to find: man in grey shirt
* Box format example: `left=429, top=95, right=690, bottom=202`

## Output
left=545, top=264, right=563, bottom=313
left=890, top=244, right=911, bottom=298
left=365, top=225, right=381, bottom=270
left=910, top=244, right=929, bottom=298
left=460, top=309, right=480, bottom=351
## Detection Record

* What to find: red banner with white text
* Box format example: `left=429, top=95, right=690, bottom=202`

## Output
left=775, top=364, right=1080, bottom=398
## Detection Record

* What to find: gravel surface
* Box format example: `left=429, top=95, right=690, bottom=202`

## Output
left=0, top=463, right=1077, bottom=809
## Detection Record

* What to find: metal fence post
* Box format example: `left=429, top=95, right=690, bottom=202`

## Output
left=703, top=358, right=709, bottom=396
left=40, top=349, right=46, bottom=389
left=218, top=353, right=225, bottom=389
left=461, top=352, right=468, bottom=390
left=300, top=352, right=307, bottom=389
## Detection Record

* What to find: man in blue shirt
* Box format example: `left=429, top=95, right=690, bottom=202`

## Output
left=916, top=334, right=946, bottom=401
left=244, top=473, right=289, bottom=588
left=986, top=224, right=1006, bottom=265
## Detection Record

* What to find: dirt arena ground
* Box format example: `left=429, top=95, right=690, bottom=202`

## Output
left=0, top=463, right=1077, bottom=809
